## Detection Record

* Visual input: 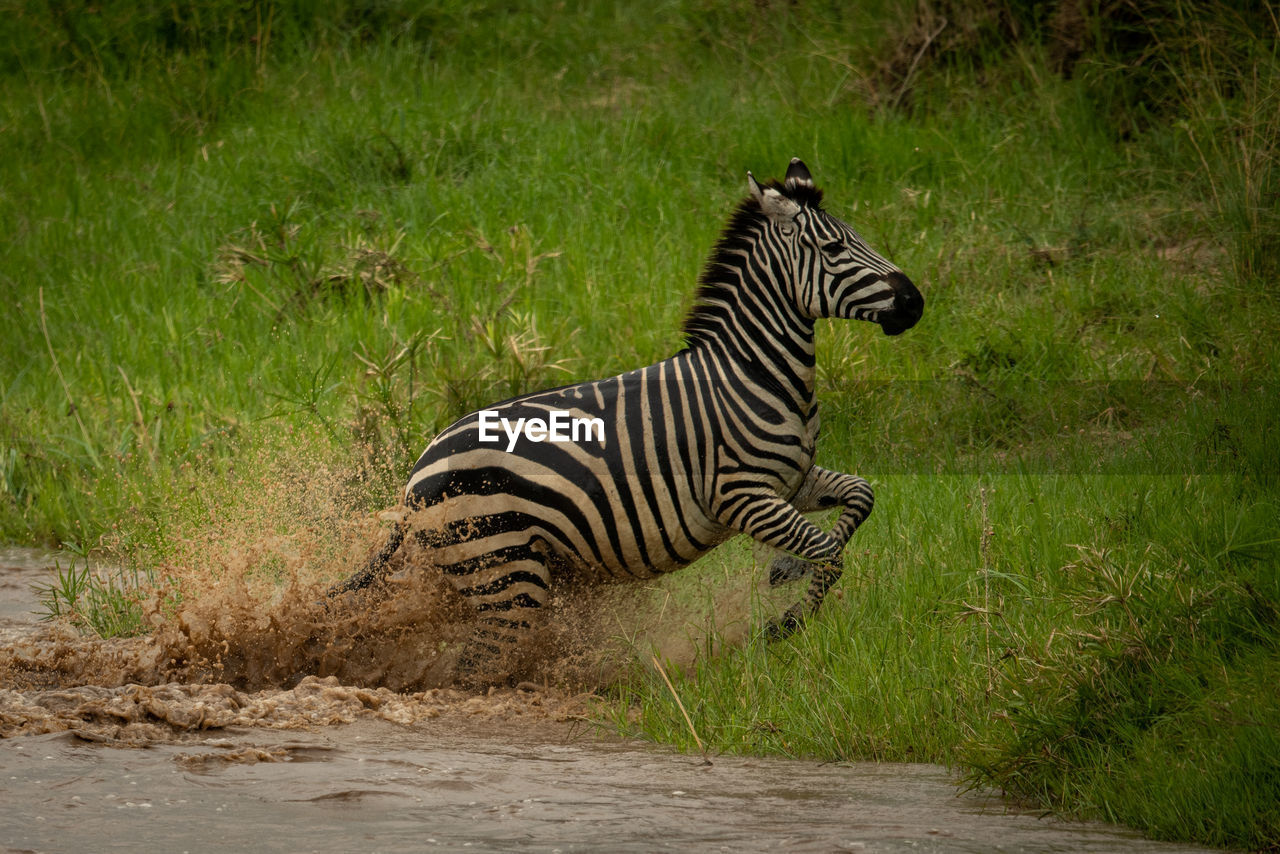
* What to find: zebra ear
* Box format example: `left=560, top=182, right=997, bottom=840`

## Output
left=785, top=158, right=814, bottom=191
left=748, top=171, right=801, bottom=225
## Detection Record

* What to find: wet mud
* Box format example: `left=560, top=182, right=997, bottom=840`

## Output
left=1, top=547, right=1219, bottom=852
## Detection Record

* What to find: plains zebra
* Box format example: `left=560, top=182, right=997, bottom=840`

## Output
left=331, top=158, right=923, bottom=682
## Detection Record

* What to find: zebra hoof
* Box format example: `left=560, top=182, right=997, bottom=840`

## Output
left=767, top=554, right=814, bottom=586
left=763, top=605, right=805, bottom=641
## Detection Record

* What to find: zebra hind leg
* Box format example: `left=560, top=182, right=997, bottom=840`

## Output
left=454, top=610, right=541, bottom=688
left=450, top=543, right=554, bottom=688
left=325, top=523, right=407, bottom=599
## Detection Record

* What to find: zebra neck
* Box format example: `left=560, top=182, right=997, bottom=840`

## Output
left=685, top=280, right=818, bottom=415
left=683, top=218, right=818, bottom=413
left=697, top=325, right=817, bottom=414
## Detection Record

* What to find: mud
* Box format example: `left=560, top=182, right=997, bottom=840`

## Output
left=1, top=548, right=1220, bottom=852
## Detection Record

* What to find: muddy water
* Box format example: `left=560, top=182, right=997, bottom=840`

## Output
left=1, top=549, right=1216, bottom=853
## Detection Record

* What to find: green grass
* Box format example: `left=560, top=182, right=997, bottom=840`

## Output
left=2, top=1, right=1278, bottom=849
left=34, top=546, right=148, bottom=638
left=609, top=472, right=1279, bottom=846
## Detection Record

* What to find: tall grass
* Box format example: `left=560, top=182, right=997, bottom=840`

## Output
left=1, top=1, right=1277, bottom=848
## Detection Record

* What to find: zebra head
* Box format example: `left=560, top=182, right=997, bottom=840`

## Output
left=748, top=158, right=923, bottom=335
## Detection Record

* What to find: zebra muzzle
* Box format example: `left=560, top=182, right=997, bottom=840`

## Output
left=879, top=272, right=924, bottom=336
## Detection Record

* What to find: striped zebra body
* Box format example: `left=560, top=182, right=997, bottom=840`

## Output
left=331, top=159, right=923, bottom=682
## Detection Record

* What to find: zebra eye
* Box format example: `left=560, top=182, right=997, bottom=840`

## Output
left=821, top=241, right=844, bottom=256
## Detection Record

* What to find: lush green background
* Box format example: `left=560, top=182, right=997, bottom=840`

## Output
left=2, top=1, right=1277, bottom=849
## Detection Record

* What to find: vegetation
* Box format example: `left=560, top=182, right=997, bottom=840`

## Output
left=2, top=1, right=1277, bottom=848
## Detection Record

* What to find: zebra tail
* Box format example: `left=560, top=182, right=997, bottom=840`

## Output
left=325, top=521, right=407, bottom=598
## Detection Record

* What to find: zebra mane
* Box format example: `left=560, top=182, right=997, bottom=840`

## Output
left=682, top=178, right=825, bottom=346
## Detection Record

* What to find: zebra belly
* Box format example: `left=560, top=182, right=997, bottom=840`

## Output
left=403, top=426, right=728, bottom=590
left=408, top=486, right=728, bottom=589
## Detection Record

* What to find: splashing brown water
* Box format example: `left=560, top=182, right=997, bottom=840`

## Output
left=1, top=536, right=613, bottom=745
left=6, top=443, right=643, bottom=687
left=1, top=532, right=757, bottom=689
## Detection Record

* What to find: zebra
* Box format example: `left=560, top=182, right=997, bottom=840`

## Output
left=330, top=158, right=923, bottom=683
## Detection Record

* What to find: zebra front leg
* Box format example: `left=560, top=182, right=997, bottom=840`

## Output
left=715, top=489, right=850, bottom=641
left=768, top=467, right=874, bottom=586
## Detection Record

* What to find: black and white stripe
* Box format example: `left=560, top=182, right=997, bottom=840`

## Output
left=331, top=159, right=923, bottom=681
